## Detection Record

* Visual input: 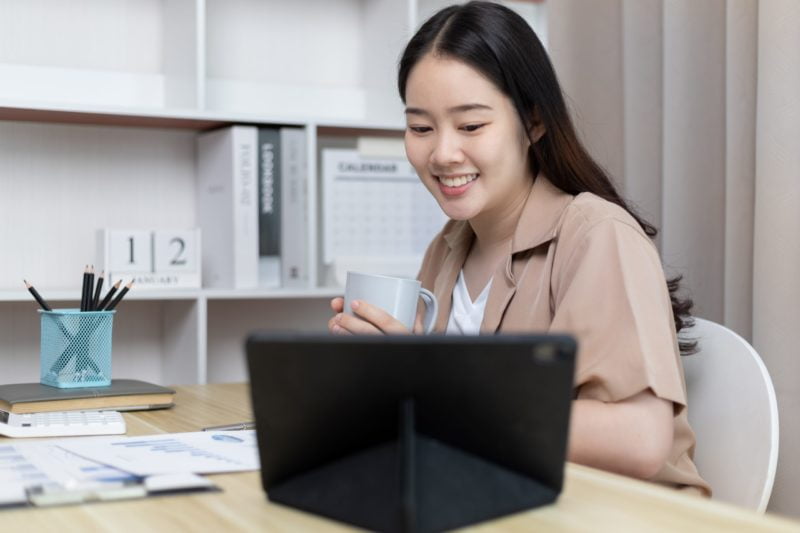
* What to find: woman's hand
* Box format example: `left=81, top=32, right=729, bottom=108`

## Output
left=328, top=297, right=413, bottom=335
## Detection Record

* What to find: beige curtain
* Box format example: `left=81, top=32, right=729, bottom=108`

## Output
left=547, top=0, right=800, bottom=516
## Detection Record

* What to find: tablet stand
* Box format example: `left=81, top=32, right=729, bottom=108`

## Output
left=268, top=399, right=559, bottom=532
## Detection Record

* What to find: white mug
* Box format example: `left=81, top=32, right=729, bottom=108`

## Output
left=344, top=271, right=438, bottom=333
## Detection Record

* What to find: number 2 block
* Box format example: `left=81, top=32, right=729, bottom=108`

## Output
left=154, top=230, right=199, bottom=273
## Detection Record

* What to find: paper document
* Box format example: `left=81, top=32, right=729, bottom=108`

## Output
left=59, top=430, right=260, bottom=476
left=0, top=440, right=139, bottom=505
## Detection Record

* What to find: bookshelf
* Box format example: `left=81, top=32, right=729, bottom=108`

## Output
left=0, top=0, right=546, bottom=386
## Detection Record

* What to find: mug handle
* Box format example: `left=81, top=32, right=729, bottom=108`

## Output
left=418, top=288, right=438, bottom=334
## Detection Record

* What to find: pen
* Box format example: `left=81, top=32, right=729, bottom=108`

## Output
left=201, top=421, right=256, bottom=431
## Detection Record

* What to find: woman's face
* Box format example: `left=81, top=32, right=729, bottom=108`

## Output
left=403, top=53, right=534, bottom=223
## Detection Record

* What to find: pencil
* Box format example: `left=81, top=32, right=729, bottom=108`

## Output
left=96, top=280, right=121, bottom=311
left=105, top=280, right=133, bottom=311
left=92, top=271, right=105, bottom=311
left=86, top=266, right=95, bottom=311
left=80, top=265, right=90, bottom=312
left=88, top=266, right=95, bottom=310
left=24, top=280, right=52, bottom=311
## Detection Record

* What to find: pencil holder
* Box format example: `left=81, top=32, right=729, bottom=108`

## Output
left=39, top=309, right=114, bottom=388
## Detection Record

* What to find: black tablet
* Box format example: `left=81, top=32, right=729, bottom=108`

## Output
left=246, top=333, right=576, bottom=533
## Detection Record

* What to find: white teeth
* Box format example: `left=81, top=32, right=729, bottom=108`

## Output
left=438, top=173, right=478, bottom=187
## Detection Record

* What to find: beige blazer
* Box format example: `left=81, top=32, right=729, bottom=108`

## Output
left=417, top=174, right=711, bottom=495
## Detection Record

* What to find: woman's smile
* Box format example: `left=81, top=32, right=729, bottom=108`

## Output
left=436, top=172, right=480, bottom=196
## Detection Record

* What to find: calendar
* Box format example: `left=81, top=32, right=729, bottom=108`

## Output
left=322, top=149, right=447, bottom=267
left=96, top=229, right=201, bottom=289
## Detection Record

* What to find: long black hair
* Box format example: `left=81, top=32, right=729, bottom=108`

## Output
left=398, top=1, right=695, bottom=354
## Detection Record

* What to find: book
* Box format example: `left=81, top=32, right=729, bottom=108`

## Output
left=0, top=379, right=175, bottom=414
left=280, top=127, right=309, bottom=288
left=196, top=126, right=259, bottom=289
left=257, top=127, right=281, bottom=288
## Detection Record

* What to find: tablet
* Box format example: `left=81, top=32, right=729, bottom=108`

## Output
left=246, top=333, right=576, bottom=532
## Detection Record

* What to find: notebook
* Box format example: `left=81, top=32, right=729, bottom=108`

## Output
left=0, top=379, right=175, bottom=414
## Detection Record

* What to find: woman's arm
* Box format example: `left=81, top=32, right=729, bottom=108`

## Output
left=567, top=389, right=674, bottom=480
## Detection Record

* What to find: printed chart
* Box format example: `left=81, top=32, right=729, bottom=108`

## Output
left=60, top=430, right=260, bottom=476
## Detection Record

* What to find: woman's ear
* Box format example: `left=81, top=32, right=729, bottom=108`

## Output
left=528, top=107, right=546, bottom=144
left=530, top=123, right=546, bottom=143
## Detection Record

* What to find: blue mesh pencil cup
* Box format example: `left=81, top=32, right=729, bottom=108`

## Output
left=39, top=309, right=114, bottom=388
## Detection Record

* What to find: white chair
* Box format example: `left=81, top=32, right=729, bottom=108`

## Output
left=681, top=317, right=779, bottom=512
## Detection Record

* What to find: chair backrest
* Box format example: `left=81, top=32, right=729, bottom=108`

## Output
left=681, top=318, right=779, bottom=512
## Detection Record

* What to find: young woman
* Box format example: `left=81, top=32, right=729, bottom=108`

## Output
left=328, top=1, right=709, bottom=495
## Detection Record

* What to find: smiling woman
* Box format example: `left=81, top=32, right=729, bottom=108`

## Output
left=327, top=1, right=709, bottom=496
left=403, top=54, right=535, bottom=233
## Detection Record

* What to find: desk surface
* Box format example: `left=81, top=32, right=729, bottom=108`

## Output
left=0, top=383, right=798, bottom=532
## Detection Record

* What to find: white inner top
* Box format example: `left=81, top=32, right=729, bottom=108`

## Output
left=446, top=270, right=493, bottom=335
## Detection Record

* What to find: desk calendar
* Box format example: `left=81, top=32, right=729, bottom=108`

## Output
left=96, top=229, right=201, bottom=289
left=322, top=149, right=447, bottom=268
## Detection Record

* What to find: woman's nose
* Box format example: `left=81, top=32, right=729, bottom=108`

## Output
left=430, top=131, right=465, bottom=167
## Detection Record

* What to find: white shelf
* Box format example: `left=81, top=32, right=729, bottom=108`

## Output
left=204, top=287, right=342, bottom=300
left=0, top=287, right=343, bottom=303
left=8, top=291, right=200, bottom=303
left=0, top=100, right=404, bottom=132
left=0, top=0, right=546, bottom=388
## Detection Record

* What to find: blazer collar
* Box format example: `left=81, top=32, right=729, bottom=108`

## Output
left=511, top=173, right=574, bottom=253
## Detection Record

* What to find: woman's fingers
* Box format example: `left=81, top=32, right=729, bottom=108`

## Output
left=329, top=300, right=412, bottom=335
left=335, top=311, right=383, bottom=335
left=349, top=300, right=410, bottom=334
left=328, top=314, right=347, bottom=334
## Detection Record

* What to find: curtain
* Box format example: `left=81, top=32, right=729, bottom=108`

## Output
left=547, top=0, right=800, bottom=516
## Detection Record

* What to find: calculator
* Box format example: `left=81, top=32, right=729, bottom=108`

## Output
left=0, top=410, right=126, bottom=438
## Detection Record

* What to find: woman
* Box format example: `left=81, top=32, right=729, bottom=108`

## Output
left=329, top=1, right=709, bottom=495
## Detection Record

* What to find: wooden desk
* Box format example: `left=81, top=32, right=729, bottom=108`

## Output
left=1, top=383, right=798, bottom=532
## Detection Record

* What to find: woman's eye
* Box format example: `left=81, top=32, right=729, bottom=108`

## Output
left=408, top=126, right=432, bottom=134
left=462, top=124, right=485, bottom=132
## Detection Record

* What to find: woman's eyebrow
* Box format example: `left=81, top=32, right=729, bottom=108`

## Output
left=448, top=103, right=493, bottom=113
left=405, top=103, right=493, bottom=116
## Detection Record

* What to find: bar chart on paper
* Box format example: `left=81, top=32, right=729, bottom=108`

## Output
left=0, top=441, right=139, bottom=506
left=59, top=431, right=260, bottom=476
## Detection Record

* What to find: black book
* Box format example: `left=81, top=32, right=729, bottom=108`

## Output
left=258, top=127, right=281, bottom=288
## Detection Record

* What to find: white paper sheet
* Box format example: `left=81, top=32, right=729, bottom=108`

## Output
left=58, top=430, right=260, bottom=476
left=0, top=439, right=139, bottom=505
